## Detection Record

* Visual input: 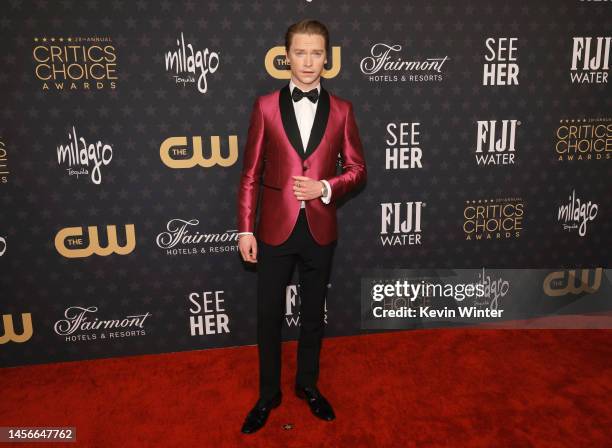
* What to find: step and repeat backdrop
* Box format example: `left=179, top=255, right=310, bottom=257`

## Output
left=1, top=0, right=610, bottom=368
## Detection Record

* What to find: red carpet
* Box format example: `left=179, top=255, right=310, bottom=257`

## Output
left=1, top=328, right=611, bottom=447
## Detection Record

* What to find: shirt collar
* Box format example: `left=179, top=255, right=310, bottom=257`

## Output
left=289, top=78, right=321, bottom=95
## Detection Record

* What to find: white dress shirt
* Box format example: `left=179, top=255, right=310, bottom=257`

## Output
left=237, top=80, right=332, bottom=238
left=289, top=79, right=332, bottom=209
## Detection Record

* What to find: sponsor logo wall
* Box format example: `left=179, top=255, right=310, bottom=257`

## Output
left=1, top=0, right=610, bottom=367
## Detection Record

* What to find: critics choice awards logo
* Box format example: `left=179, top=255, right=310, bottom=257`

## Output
left=33, top=36, right=118, bottom=91
left=555, top=118, right=612, bottom=162
left=463, top=198, right=524, bottom=241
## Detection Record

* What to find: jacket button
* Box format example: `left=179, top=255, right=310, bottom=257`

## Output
left=303, top=164, right=308, bottom=170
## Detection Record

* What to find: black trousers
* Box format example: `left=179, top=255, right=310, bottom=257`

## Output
left=256, top=207, right=336, bottom=401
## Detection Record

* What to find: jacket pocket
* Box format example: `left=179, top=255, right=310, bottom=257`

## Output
left=261, top=182, right=281, bottom=191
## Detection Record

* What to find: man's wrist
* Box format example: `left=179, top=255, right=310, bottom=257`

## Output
left=320, top=181, right=328, bottom=198
left=319, top=179, right=331, bottom=204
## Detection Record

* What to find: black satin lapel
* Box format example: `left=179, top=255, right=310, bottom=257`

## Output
left=304, top=87, right=330, bottom=158
left=279, top=84, right=306, bottom=158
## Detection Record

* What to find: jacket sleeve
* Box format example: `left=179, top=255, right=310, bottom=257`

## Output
left=326, top=101, right=367, bottom=203
left=237, top=97, right=265, bottom=233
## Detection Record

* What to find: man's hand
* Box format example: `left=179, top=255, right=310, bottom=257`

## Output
left=292, top=175, right=323, bottom=201
left=238, top=234, right=257, bottom=263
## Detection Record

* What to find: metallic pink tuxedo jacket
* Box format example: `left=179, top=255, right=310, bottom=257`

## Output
left=237, top=84, right=367, bottom=246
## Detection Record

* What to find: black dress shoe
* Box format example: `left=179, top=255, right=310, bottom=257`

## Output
left=240, top=392, right=282, bottom=434
left=295, top=385, right=336, bottom=421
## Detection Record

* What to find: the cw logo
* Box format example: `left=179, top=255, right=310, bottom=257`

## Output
left=265, top=46, right=341, bottom=79
left=160, top=136, right=238, bottom=168
left=543, top=268, right=603, bottom=297
left=0, top=313, right=33, bottom=344
left=55, top=224, right=136, bottom=258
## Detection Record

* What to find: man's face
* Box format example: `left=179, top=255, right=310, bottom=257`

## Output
left=286, top=32, right=327, bottom=88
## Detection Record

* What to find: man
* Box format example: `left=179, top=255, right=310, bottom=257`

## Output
left=237, top=19, right=367, bottom=434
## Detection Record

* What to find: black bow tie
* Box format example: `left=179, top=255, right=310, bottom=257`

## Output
left=291, top=87, right=319, bottom=103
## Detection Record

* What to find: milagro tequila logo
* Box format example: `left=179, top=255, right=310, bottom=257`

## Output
left=475, top=119, right=520, bottom=165
left=56, top=126, right=113, bottom=184
left=570, top=37, right=610, bottom=84
left=164, top=32, right=220, bottom=93
left=473, top=267, right=510, bottom=310
left=54, top=306, right=150, bottom=342
left=360, top=43, right=449, bottom=82
left=156, top=218, right=239, bottom=255
left=557, top=189, right=598, bottom=237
